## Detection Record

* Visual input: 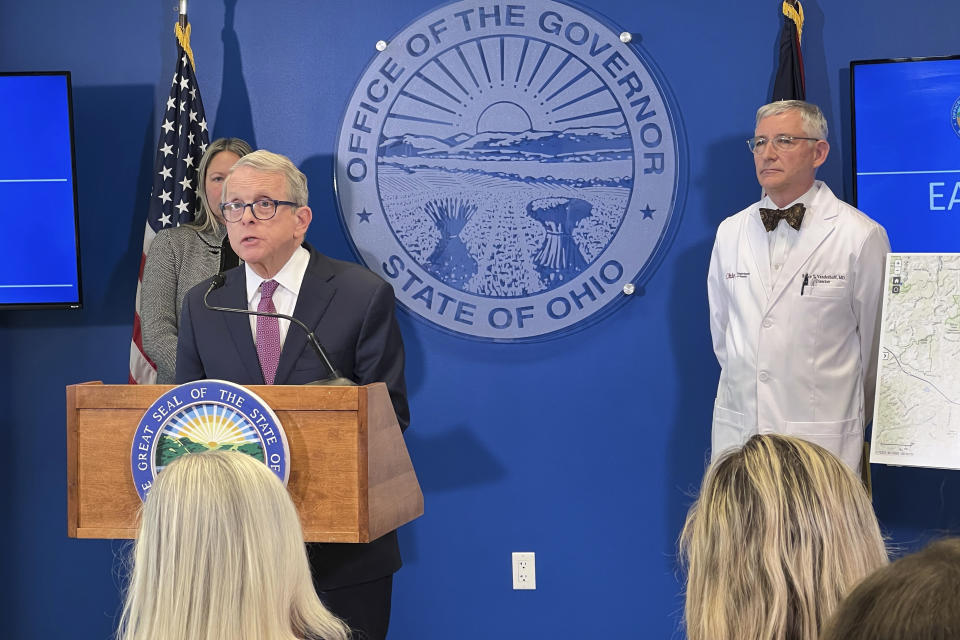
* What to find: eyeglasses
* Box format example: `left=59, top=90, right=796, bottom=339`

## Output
left=219, top=199, right=297, bottom=222
left=746, top=134, right=820, bottom=154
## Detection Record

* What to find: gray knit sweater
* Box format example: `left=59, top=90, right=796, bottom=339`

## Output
left=140, top=225, right=225, bottom=383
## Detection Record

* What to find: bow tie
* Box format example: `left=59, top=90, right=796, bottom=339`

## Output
left=759, top=203, right=805, bottom=232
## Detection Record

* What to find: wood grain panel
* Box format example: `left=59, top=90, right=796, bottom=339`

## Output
left=366, top=384, right=424, bottom=541
left=66, top=383, right=421, bottom=542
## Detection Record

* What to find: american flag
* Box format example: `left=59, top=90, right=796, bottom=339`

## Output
left=129, top=20, right=210, bottom=383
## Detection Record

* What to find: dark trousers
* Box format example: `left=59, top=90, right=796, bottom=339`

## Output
left=319, top=575, right=393, bottom=640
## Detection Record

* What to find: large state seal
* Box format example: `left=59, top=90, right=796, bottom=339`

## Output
left=335, top=0, right=683, bottom=340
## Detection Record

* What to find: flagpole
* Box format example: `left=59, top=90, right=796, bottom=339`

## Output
left=129, top=0, right=209, bottom=383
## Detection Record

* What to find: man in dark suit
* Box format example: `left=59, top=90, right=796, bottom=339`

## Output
left=176, top=149, right=409, bottom=640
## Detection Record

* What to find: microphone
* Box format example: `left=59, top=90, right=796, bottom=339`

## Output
left=202, top=275, right=355, bottom=386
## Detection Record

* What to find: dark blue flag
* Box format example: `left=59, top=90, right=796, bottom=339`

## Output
left=772, top=0, right=805, bottom=101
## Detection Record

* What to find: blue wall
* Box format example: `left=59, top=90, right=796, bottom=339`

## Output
left=2, top=1, right=959, bottom=638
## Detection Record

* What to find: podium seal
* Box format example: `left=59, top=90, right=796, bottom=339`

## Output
left=130, top=380, right=290, bottom=500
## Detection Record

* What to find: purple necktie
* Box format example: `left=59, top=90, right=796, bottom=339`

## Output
left=256, top=279, right=281, bottom=384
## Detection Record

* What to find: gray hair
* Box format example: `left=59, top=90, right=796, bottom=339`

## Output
left=188, top=137, right=253, bottom=234
left=225, top=149, right=309, bottom=208
left=116, top=450, right=350, bottom=640
left=755, top=100, right=828, bottom=140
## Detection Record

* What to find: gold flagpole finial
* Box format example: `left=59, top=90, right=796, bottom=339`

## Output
left=175, top=18, right=196, bottom=72
left=782, top=0, right=804, bottom=44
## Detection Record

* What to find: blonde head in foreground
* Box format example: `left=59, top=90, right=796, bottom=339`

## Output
left=679, top=434, right=887, bottom=640
left=117, top=450, right=350, bottom=640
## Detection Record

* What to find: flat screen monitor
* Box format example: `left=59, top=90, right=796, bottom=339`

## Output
left=851, top=56, right=960, bottom=251
left=0, top=71, right=82, bottom=309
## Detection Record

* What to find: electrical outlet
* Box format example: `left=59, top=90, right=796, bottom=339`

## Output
left=512, top=551, right=536, bottom=590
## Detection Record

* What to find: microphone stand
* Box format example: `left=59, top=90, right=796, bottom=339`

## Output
left=203, top=275, right=356, bottom=386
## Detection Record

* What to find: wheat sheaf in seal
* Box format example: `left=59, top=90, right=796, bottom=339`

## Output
left=335, top=0, right=682, bottom=340
left=130, top=380, right=290, bottom=500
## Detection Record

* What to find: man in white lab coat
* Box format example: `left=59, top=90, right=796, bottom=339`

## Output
left=707, top=100, right=890, bottom=470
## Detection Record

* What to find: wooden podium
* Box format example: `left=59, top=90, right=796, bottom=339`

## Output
left=66, top=382, right=423, bottom=542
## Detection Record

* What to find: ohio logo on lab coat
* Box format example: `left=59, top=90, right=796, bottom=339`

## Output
left=335, top=0, right=683, bottom=340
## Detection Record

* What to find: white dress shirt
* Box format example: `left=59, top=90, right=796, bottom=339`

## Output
left=762, top=182, right=819, bottom=292
left=244, top=246, right=310, bottom=348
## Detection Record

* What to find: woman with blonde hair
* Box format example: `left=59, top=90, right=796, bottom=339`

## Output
left=117, top=450, right=350, bottom=640
left=679, top=434, right=887, bottom=640
left=141, top=137, right=252, bottom=383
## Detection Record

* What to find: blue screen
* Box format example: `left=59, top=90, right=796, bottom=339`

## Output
left=853, top=57, right=960, bottom=252
left=0, top=73, right=82, bottom=308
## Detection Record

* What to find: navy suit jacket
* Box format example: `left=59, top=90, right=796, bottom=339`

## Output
left=176, top=242, right=409, bottom=589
